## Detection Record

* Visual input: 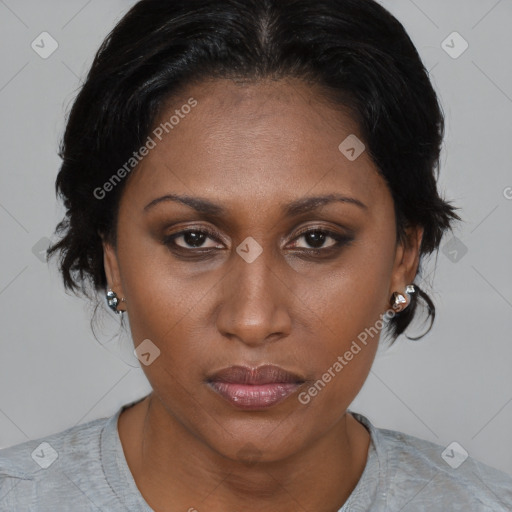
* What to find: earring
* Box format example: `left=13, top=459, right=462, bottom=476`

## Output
left=390, top=284, right=415, bottom=312
left=106, top=288, right=126, bottom=314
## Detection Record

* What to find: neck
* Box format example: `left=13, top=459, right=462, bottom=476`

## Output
left=118, top=394, right=370, bottom=512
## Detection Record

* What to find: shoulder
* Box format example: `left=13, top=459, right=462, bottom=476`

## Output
left=0, top=414, right=113, bottom=510
left=353, top=412, right=512, bottom=511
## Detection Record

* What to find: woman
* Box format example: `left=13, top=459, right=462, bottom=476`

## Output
left=1, top=0, right=511, bottom=510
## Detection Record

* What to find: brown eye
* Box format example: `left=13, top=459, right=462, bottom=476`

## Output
left=295, top=230, right=335, bottom=249
left=289, top=228, right=353, bottom=252
left=163, top=228, right=224, bottom=251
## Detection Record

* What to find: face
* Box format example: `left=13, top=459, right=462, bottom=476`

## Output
left=103, top=77, right=422, bottom=462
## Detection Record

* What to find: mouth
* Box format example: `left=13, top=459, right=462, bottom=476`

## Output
left=206, top=364, right=305, bottom=410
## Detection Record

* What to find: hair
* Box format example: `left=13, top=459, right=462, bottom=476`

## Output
left=47, top=0, right=461, bottom=343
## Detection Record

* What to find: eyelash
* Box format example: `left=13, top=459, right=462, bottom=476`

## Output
left=162, top=226, right=354, bottom=257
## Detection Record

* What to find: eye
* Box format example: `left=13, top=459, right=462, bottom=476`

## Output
left=288, top=227, right=353, bottom=252
left=163, top=228, right=224, bottom=250
left=162, top=226, right=353, bottom=257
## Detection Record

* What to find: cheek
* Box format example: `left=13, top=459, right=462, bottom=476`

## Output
left=298, top=234, right=395, bottom=344
left=292, top=235, right=395, bottom=400
left=115, top=231, right=215, bottom=381
left=120, top=260, right=212, bottom=411
left=122, top=276, right=213, bottom=373
left=293, top=289, right=385, bottom=416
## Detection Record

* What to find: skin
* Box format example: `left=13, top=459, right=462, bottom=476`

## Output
left=102, top=77, right=423, bottom=512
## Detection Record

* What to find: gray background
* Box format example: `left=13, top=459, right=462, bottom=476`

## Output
left=0, top=0, right=511, bottom=476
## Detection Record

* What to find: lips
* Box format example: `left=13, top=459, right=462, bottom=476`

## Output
left=206, top=364, right=305, bottom=410
left=208, top=364, right=304, bottom=385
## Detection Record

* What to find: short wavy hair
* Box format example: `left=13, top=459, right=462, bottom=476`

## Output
left=47, top=0, right=461, bottom=343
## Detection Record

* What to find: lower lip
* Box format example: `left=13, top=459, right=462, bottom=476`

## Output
left=207, top=381, right=303, bottom=409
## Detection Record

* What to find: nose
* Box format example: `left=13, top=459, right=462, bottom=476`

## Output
left=216, top=248, right=292, bottom=347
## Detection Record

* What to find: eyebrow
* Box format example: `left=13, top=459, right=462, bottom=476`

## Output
left=143, top=193, right=368, bottom=216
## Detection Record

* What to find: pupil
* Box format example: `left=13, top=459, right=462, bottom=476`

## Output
left=306, top=231, right=325, bottom=248
left=184, top=231, right=206, bottom=247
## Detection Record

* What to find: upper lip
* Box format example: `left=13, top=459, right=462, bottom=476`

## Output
left=207, top=364, right=305, bottom=385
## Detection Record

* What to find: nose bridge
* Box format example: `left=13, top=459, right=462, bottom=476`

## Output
left=216, top=243, right=291, bottom=345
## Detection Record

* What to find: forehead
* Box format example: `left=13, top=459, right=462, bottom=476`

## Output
left=123, top=78, right=391, bottom=217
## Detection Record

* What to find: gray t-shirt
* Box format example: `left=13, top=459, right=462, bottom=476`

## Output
left=1, top=399, right=511, bottom=511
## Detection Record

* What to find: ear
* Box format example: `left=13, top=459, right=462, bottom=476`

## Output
left=101, top=236, right=127, bottom=310
left=388, top=224, right=424, bottom=306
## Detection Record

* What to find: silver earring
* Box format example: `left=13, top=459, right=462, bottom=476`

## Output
left=390, top=284, right=415, bottom=311
left=106, top=288, right=126, bottom=314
